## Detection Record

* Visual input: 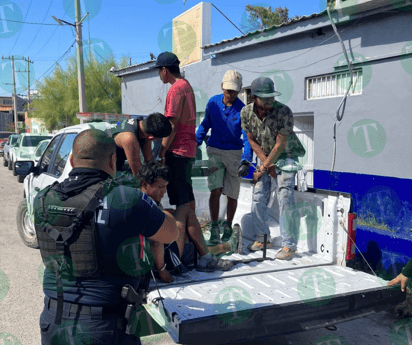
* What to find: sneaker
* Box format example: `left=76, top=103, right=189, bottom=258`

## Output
left=221, top=221, right=233, bottom=242
left=275, top=248, right=295, bottom=260
left=196, top=257, right=233, bottom=272
left=205, top=224, right=221, bottom=246
left=247, top=240, right=272, bottom=252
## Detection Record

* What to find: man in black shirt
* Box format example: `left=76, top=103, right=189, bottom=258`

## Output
left=35, top=129, right=177, bottom=344
left=105, top=113, right=171, bottom=176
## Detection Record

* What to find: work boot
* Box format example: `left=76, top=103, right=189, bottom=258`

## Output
left=275, top=247, right=295, bottom=260
left=247, top=240, right=272, bottom=252
left=220, top=221, right=233, bottom=242
left=205, top=222, right=221, bottom=246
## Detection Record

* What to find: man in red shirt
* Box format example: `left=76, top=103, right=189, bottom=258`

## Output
left=152, top=52, right=232, bottom=271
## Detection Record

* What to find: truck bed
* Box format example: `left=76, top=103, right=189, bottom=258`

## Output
left=146, top=183, right=405, bottom=344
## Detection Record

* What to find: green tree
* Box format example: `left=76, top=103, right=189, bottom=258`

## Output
left=243, top=5, right=300, bottom=32
left=29, top=54, right=129, bottom=129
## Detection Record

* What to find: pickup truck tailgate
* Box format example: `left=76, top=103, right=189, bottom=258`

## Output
left=145, top=255, right=405, bottom=344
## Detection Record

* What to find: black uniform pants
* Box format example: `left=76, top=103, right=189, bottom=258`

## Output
left=40, top=297, right=141, bottom=345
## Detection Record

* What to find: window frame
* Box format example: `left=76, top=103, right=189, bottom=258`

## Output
left=48, top=133, right=77, bottom=178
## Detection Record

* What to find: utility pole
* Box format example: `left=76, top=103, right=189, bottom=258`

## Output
left=183, top=0, right=187, bottom=12
left=1, top=55, right=34, bottom=132
left=52, top=4, right=88, bottom=122
left=11, top=57, right=18, bottom=134
left=75, top=0, right=86, bottom=115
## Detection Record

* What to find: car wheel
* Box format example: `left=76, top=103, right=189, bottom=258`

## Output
left=12, top=160, right=16, bottom=176
left=8, top=158, right=12, bottom=170
left=17, top=174, right=26, bottom=183
left=2, top=155, right=7, bottom=167
left=16, top=199, right=39, bottom=249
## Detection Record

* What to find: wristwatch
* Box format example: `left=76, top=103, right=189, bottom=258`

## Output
left=155, top=155, right=164, bottom=162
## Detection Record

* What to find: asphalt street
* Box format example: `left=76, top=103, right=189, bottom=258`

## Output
left=0, top=164, right=406, bottom=345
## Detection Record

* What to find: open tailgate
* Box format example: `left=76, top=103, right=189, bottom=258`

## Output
left=144, top=256, right=405, bottom=344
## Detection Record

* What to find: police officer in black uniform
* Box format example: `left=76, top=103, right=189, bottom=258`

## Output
left=104, top=113, right=171, bottom=176
left=35, top=129, right=177, bottom=344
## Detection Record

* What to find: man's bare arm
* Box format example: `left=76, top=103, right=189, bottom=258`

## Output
left=142, top=138, right=154, bottom=163
left=148, top=212, right=179, bottom=244
left=262, top=133, right=288, bottom=169
left=246, top=132, right=267, bottom=163
left=115, top=132, right=142, bottom=176
left=159, top=117, right=179, bottom=158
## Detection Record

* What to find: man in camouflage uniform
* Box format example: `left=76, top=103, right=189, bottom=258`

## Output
left=241, top=77, right=305, bottom=260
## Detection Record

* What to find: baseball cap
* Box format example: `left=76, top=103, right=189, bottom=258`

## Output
left=251, top=77, right=281, bottom=98
left=222, top=70, right=243, bottom=92
left=150, top=52, right=180, bottom=69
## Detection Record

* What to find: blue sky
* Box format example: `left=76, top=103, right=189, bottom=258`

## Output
left=0, top=0, right=324, bottom=97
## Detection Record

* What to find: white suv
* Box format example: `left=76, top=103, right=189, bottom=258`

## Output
left=15, top=123, right=91, bottom=248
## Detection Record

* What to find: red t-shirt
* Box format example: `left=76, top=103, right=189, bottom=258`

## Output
left=164, top=79, right=197, bottom=158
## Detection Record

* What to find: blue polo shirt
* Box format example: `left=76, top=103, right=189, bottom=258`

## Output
left=196, top=94, right=252, bottom=162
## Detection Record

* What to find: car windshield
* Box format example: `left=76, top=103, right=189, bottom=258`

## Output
left=22, top=136, right=52, bottom=147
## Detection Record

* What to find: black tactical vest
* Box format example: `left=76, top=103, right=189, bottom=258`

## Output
left=34, top=179, right=151, bottom=324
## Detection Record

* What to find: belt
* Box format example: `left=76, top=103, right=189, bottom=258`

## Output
left=46, top=296, right=126, bottom=317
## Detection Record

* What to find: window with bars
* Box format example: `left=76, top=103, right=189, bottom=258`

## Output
left=306, top=70, right=363, bottom=100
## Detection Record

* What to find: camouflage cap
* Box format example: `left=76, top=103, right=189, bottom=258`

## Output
left=251, top=77, right=281, bottom=98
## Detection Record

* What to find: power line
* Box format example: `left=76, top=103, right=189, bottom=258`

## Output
left=32, top=0, right=76, bottom=57
left=33, top=40, right=76, bottom=86
left=23, top=0, right=55, bottom=55
left=211, top=3, right=245, bottom=35
left=7, top=0, right=34, bottom=55
left=0, top=18, right=58, bottom=26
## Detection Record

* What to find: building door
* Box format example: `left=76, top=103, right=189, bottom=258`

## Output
left=293, top=113, right=314, bottom=187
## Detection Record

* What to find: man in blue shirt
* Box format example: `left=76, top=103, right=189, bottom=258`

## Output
left=196, top=70, right=252, bottom=246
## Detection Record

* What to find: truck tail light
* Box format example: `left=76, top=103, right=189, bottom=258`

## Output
left=346, top=213, right=357, bottom=261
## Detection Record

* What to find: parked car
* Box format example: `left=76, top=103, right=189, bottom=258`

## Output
left=16, top=139, right=51, bottom=183
left=3, top=134, right=19, bottom=169
left=10, top=133, right=52, bottom=177
left=14, top=120, right=405, bottom=343
left=0, top=141, right=5, bottom=157
left=0, top=131, right=12, bottom=145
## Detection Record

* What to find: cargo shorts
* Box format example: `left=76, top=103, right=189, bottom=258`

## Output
left=206, top=146, right=242, bottom=199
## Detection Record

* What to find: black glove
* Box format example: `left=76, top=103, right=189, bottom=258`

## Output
left=237, top=161, right=251, bottom=177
